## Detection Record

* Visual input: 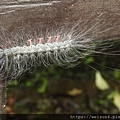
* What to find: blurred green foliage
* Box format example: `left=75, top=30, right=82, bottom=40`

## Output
left=7, top=50, right=120, bottom=114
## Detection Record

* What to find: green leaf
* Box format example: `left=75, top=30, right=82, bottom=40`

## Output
left=26, top=81, right=32, bottom=87
left=38, top=78, right=47, bottom=94
left=95, top=71, right=110, bottom=90
left=113, top=70, right=120, bottom=79
left=113, top=92, right=120, bottom=112
left=107, top=91, right=116, bottom=100
left=85, top=57, right=94, bottom=64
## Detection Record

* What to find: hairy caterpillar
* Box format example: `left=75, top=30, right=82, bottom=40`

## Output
left=0, top=13, right=120, bottom=81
